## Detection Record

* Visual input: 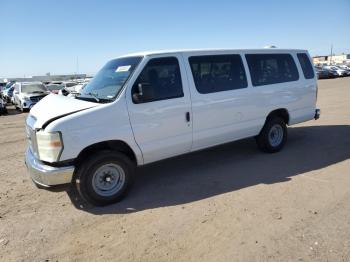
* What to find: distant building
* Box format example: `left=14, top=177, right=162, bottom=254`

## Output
left=313, top=53, right=350, bottom=65
left=0, top=74, right=88, bottom=83
left=31, top=74, right=87, bottom=82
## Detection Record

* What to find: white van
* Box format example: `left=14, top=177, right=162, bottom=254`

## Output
left=25, top=49, right=320, bottom=206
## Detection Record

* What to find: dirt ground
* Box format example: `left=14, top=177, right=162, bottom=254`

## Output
left=1, top=77, right=350, bottom=262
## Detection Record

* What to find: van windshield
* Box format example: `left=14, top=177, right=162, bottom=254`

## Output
left=79, top=56, right=143, bottom=102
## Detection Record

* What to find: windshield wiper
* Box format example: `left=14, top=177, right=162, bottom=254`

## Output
left=76, top=92, right=114, bottom=103
left=85, top=92, right=100, bottom=102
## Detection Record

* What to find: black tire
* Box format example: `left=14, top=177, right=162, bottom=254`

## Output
left=74, top=151, right=135, bottom=206
left=256, top=117, right=287, bottom=153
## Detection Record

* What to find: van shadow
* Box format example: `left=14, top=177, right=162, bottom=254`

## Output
left=68, top=125, right=350, bottom=214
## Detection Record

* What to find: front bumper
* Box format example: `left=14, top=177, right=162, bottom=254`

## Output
left=25, top=148, right=75, bottom=187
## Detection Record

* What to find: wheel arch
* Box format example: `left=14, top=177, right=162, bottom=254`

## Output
left=266, top=108, right=290, bottom=125
left=75, top=140, right=139, bottom=167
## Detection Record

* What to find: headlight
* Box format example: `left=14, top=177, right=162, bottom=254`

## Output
left=36, top=131, right=63, bottom=162
left=23, top=96, right=30, bottom=101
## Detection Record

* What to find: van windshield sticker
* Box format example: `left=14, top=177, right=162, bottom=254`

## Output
left=115, top=65, right=131, bottom=72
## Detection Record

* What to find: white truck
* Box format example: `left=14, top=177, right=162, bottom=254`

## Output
left=25, top=48, right=320, bottom=206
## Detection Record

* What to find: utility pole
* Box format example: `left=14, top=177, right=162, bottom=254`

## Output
left=330, top=44, right=333, bottom=65
left=76, top=56, right=79, bottom=77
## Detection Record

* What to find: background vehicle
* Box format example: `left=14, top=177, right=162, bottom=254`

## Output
left=338, top=64, right=350, bottom=70
left=46, top=84, right=65, bottom=94
left=25, top=49, right=320, bottom=206
left=0, top=82, right=7, bottom=93
left=0, top=98, right=7, bottom=115
left=336, top=65, right=350, bottom=76
left=323, top=65, right=347, bottom=77
left=1, top=81, right=15, bottom=99
left=315, top=66, right=338, bottom=79
left=13, top=82, right=49, bottom=112
left=2, top=84, right=14, bottom=103
left=57, top=81, right=78, bottom=96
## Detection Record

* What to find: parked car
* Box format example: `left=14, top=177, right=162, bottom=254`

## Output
left=0, top=98, right=7, bottom=115
left=323, top=65, right=347, bottom=77
left=0, top=82, right=7, bottom=93
left=337, top=64, right=350, bottom=70
left=46, top=84, right=65, bottom=94
left=336, top=65, right=350, bottom=76
left=25, top=48, right=320, bottom=206
left=65, top=83, right=88, bottom=97
left=2, top=84, right=14, bottom=103
left=1, top=81, right=15, bottom=98
left=13, top=82, right=49, bottom=112
left=58, top=81, right=78, bottom=96
left=315, top=67, right=337, bottom=79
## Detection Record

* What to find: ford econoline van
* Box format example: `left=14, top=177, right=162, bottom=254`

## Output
left=25, top=49, right=320, bottom=206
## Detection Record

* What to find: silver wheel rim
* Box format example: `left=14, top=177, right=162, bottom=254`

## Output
left=268, top=124, right=284, bottom=147
left=92, top=163, right=125, bottom=197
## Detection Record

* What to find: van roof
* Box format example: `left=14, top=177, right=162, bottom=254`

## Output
left=120, top=48, right=308, bottom=58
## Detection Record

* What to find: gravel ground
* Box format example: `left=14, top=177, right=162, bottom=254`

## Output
left=0, top=77, right=350, bottom=262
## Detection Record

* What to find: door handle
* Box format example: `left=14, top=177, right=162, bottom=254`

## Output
left=186, top=112, right=190, bottom=122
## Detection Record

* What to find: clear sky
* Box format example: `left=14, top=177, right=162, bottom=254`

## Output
left=1, top=0, right=349, bottom=77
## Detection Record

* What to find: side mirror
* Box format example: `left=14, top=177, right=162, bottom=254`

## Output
left=132, top=83, right=151, bottom=103
left=132, top=83, right=142, bottom=103
left=137, top=83, right=143, bottom=96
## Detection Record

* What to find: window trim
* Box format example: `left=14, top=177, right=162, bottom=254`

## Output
left=245, top=53, right=300, bottom=87
left=188, top=54, right=248, bottom=94
left=131, top=56, right=184, bottom=104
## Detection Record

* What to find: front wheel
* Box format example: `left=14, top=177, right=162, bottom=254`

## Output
left=75, top=151, right=135, bottom=206
left=256, top=117, right=287, bottom=153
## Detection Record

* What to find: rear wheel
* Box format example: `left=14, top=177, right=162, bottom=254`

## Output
left=256, top=117, right=287, bottom=153
left=75, top=151, right=135, bottom=206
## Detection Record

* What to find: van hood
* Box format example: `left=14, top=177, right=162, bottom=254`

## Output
left=29, top=94, right=98, bottom=129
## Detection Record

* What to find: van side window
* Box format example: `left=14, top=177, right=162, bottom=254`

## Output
left=245, top=54, right=299, bottom=86
left=132, top=57, right=184, bottom=103
left=189, top=55, right=247, bottom=94
left=297, top=53, right=315, bottom=79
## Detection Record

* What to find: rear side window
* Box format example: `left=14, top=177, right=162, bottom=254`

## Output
left=189, top=55, right=247, bottom=94
left=297, top=53, right=315, bottom=79
left=245, top=54, right=299, bottom=86
left=132, top=57, right=184, bottom=103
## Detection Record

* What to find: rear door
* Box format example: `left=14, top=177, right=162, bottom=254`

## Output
left=183, top=52, right=259, bottom=150
left=126, top=55, right=192, bottom=164
left=297, top=52, right=317, bottom=98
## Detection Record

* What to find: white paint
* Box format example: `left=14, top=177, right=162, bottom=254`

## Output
left=26, top=48, right=318, bottom=167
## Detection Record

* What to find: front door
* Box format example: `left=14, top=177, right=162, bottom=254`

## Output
left=126, top=55, right=192, bottom=164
